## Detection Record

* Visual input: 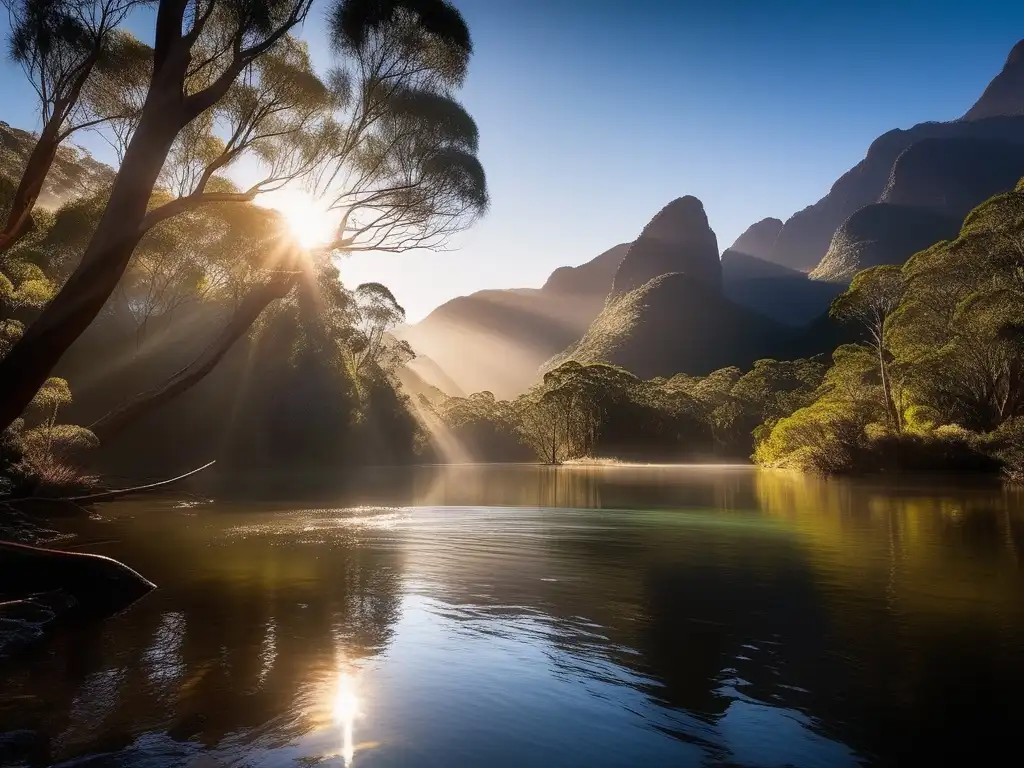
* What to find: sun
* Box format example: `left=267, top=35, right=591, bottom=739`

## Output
left=255, top=189, right=339, bottom=249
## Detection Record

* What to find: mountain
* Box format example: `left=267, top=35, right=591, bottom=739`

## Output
left=611, top=196, right=721, bottom=295
left=809, top=203, right=961, bottom=283
left=962, top=39, right=1024, bottom=120
left=727, top=217, right=783, bottom=262
left=722, top=220, right=844, bottom=326
left=808, top=136, right=1024, bottom=283
left=765, top=116, right=1024, bottom=273
left=548, top=197, right=799, bottom=379
left=404, top=39, right=1024, bottom=396
left=543, top=243, right=629, bottom=294
left=397, top=244, right=627, bottom=397
left=880, top=137, right=1024, bottom=214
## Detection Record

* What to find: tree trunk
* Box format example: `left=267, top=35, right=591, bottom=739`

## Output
left=0, top=96, right=184, bottom=433
left=878, top=342, right=899, bottom=431
left=0, top=118, right=63, bottom=254
left=90, top=276, right=296, bottom=443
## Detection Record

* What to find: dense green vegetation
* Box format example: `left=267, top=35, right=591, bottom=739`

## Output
left=757, top=180, right=1024, bottom=478
left=427, top=181, right=1024, bottom=481
left=0, top=0, right=486, bottom=494
left=422, top=356, right=826, bottom=465
left=1, top=0, right=1022, bottom=497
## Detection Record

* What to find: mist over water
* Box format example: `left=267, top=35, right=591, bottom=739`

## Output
left=2, top=465, right=1022, bottom=766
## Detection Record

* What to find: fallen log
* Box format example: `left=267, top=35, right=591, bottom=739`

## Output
left=0, top=540, right=155, bottom=614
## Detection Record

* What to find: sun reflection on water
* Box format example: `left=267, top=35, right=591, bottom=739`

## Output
left=333, top=671, right=361, bottom=766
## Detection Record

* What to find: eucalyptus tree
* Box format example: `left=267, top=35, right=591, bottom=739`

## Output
left=830, top=265, right=906, bottom=431
left=0, top=0, right=150, bottom=251
left=0, top=0, right=488, bottom=434
left=0, top=0, right=319, bottom=431
left=343, top=281, right=411, bottom=379
left=84, top=0, right=487, bottom=442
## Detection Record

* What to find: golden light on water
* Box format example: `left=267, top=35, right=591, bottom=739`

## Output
left=255, top=189, right=338, bottom=249
left=333, top=671, right=360, bottom=766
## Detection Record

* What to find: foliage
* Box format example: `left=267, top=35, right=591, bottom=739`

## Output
left=1, top=376, right=98, bottom=494
left=758, top=182, right=1024, bottom=478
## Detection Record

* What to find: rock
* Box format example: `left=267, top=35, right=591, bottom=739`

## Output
left=611, top=196, right=721, bottom=296
left=542, top=243, right=629, bottom=295
left=767, top=116, right=1024, bottom=272
left=963, top=39, right=1024, bottom=120
left=0, top=591, right=77, bottom=658
left=0, top=729, right=40, bottom=766
left=547, top=272, right=794, bottom=379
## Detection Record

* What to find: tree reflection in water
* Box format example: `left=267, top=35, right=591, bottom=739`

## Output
left=0, top=466, right=1021, bottom=766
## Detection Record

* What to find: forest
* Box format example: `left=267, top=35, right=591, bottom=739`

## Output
left=0, top=0, right=488, bottom=496
left=1, top=0, right=1023, bottom=503
left=423, top=181, right=1024, bottom=481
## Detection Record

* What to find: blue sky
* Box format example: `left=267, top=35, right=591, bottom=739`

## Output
left=2, top=1, right=1023, bottom=320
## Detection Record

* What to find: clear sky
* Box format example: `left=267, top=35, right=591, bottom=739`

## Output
left=2, top=1, right=1023, bottom=320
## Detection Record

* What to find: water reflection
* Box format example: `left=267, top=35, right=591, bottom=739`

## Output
left=333, top=670, right=361, bottom=766
left=0, top=466, right=1022, bottom=766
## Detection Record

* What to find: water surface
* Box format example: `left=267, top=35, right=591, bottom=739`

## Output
left=2, top=465, right=1023, bottom=766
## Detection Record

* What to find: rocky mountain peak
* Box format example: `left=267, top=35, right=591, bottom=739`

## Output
left=963, top=39, right=1024, bottom=120
left=611, top=196, right=721, bottom=296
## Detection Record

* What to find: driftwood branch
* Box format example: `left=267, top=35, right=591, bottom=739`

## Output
left=67, top=460, right=217, bottom=503
left=2, top=460, right=216, bottom=508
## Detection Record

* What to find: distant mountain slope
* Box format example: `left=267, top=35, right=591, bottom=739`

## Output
left=397, top=244, right=627, bottom=397
left=548, top=272, right=795, bottom=379
left=549, top=197, right=806, bottom=378
left=738, top=39, right=1024, bottom=280
left=880, top=137, right=1024, bottom=214
left=727, top=217, right=783, bottom=262
left=766, top=115, right=1024, bottom=272
left=962, top=39, right=1024, bottom=120
left=542, top=243, right=629, bottom=294
left=809, top=203, right=961, bottom=283
left=721, top=221, right=843, bottom=326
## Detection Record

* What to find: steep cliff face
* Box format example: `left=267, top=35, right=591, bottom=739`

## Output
left=721, top=218, right=842, bottom=326
left=542, top=243, right=629, bottom=295
left=810, top=203, right=960, bottom=283
left=548, top=273, right=794, bottom=380
left=963, top=39, right=1024, bottom=120
left=611, top=196, right=721, bottom=296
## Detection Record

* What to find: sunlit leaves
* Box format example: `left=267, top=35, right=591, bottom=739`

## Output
left=28, top=375, right=72, bottom=411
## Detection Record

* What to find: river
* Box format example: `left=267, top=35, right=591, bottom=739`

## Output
left=2, top=464, right=1023, bottom=766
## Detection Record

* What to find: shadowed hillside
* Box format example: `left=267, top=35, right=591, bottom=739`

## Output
left=548, top=197, right=805, bottom=378
left=760, top=40, right=1024, bottom=273
left=721, top=219, right=844, bottom=326
left=397, top=244, right=628, bottom=397
left=809, top=203, right=961, bottom=283
left=402, top=39, right=1024, bottom=399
